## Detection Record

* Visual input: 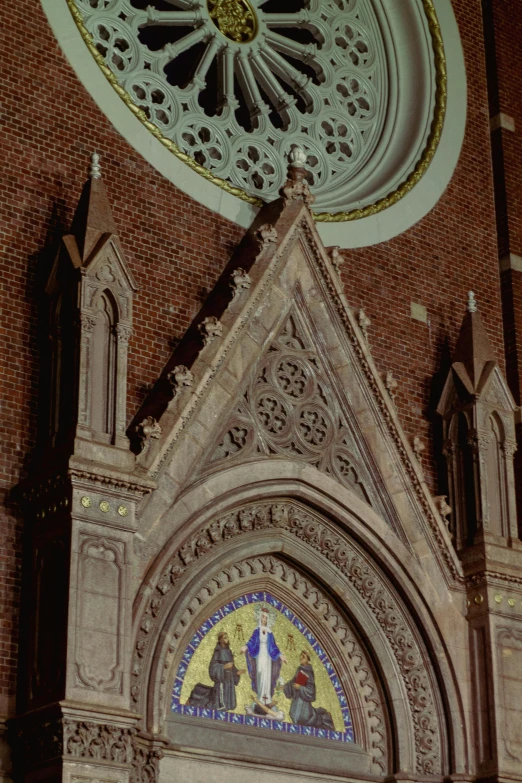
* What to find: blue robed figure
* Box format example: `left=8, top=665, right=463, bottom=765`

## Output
left=241, top=605, right=287, bottom=709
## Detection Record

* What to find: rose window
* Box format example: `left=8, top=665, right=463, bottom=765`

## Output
left=72, top=0, right=394, bottom=211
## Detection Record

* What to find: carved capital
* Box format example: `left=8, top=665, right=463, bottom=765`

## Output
left=80, top=313, right=97, bottom=333
left=502, top=440, right=517, bottom=459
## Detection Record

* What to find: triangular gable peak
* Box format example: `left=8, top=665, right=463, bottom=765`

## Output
left=131, top=159, right=460, bottom=583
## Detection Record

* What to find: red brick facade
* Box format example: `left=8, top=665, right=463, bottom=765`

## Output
left=0, top=0, right=520, bottom=747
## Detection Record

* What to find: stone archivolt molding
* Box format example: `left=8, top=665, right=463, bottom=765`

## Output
left=132, top=500, right=445, bottom=775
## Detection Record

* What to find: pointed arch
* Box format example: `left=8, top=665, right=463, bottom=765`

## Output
left=131, top=466, right=468, bottom=780
left=91, top=288, right=118, bottom=436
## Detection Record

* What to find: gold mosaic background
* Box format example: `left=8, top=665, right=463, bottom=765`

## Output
left=179, top=603, right=345, bottom=731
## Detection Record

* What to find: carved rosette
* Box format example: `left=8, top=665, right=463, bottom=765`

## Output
left=132, top=500, right=442, bottom=775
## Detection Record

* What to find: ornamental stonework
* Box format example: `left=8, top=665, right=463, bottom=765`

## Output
left=132, top=500, right=442, bottom=774
left=202, top=311, right=397, bottom=526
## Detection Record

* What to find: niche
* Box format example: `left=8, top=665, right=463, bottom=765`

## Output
left=91, top=291, right=117, bottom=439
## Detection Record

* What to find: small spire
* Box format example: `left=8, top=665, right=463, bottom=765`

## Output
left=288, top=144, right=307, bottom=169
left=467, top=290, right=477, bottom=313
left=90, top=151, right=101, bottom=180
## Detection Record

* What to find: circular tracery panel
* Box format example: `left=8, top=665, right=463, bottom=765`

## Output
left=71, top=0, right=397, bottom=212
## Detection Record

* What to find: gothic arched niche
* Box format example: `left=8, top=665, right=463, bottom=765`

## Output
left=132, top=499, right=460, bottom=782
left=91, top=289, right=117, bottom=436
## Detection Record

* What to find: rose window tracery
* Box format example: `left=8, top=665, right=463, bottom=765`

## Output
left=71, top=0, right=391, bottom=210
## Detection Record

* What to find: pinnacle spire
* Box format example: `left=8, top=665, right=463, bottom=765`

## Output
left=70, top=151, right=118, bottom=262
left=452, top=290, right=496, bottom=390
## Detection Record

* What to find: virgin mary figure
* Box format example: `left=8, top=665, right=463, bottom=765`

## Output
left=241, top=603, right=287, bottom=712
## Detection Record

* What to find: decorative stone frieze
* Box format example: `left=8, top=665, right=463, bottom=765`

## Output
left=11, top=714, right=162, bottom=783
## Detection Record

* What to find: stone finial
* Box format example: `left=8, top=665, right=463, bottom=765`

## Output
left=467, top=290, right=477, bottom=313
left=288, top=144, right=307, bottom=168
left=90, top=152, right=102, bottom=180
left=230, top=268, right=251, bottom=299
left=199, top=316, right=223, bottom=346
left=136, top=416, right=161, bottom=452
left=280, top=146, right=316, bottom=206
left=358, top=309, right=371, bottom=342
left=168, top=365, right=194, bottom=395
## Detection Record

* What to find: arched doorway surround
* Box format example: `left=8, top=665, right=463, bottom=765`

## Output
left=131, top=462, right=468, bottom=781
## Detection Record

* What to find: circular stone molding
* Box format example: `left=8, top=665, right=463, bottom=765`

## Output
left=42, top=0, right=466, bottom=246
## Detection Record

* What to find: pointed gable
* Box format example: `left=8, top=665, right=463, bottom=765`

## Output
left=130, top=152, right=459, bottom=580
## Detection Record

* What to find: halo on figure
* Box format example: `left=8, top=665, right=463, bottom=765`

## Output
left=254, top=601, right=276, bottom=630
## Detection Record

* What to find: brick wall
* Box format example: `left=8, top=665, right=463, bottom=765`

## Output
left=0, top=0, right=506, bottom=718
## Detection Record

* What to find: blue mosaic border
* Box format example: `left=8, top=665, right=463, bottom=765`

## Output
left=171, top=591, right=354, bottom=743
